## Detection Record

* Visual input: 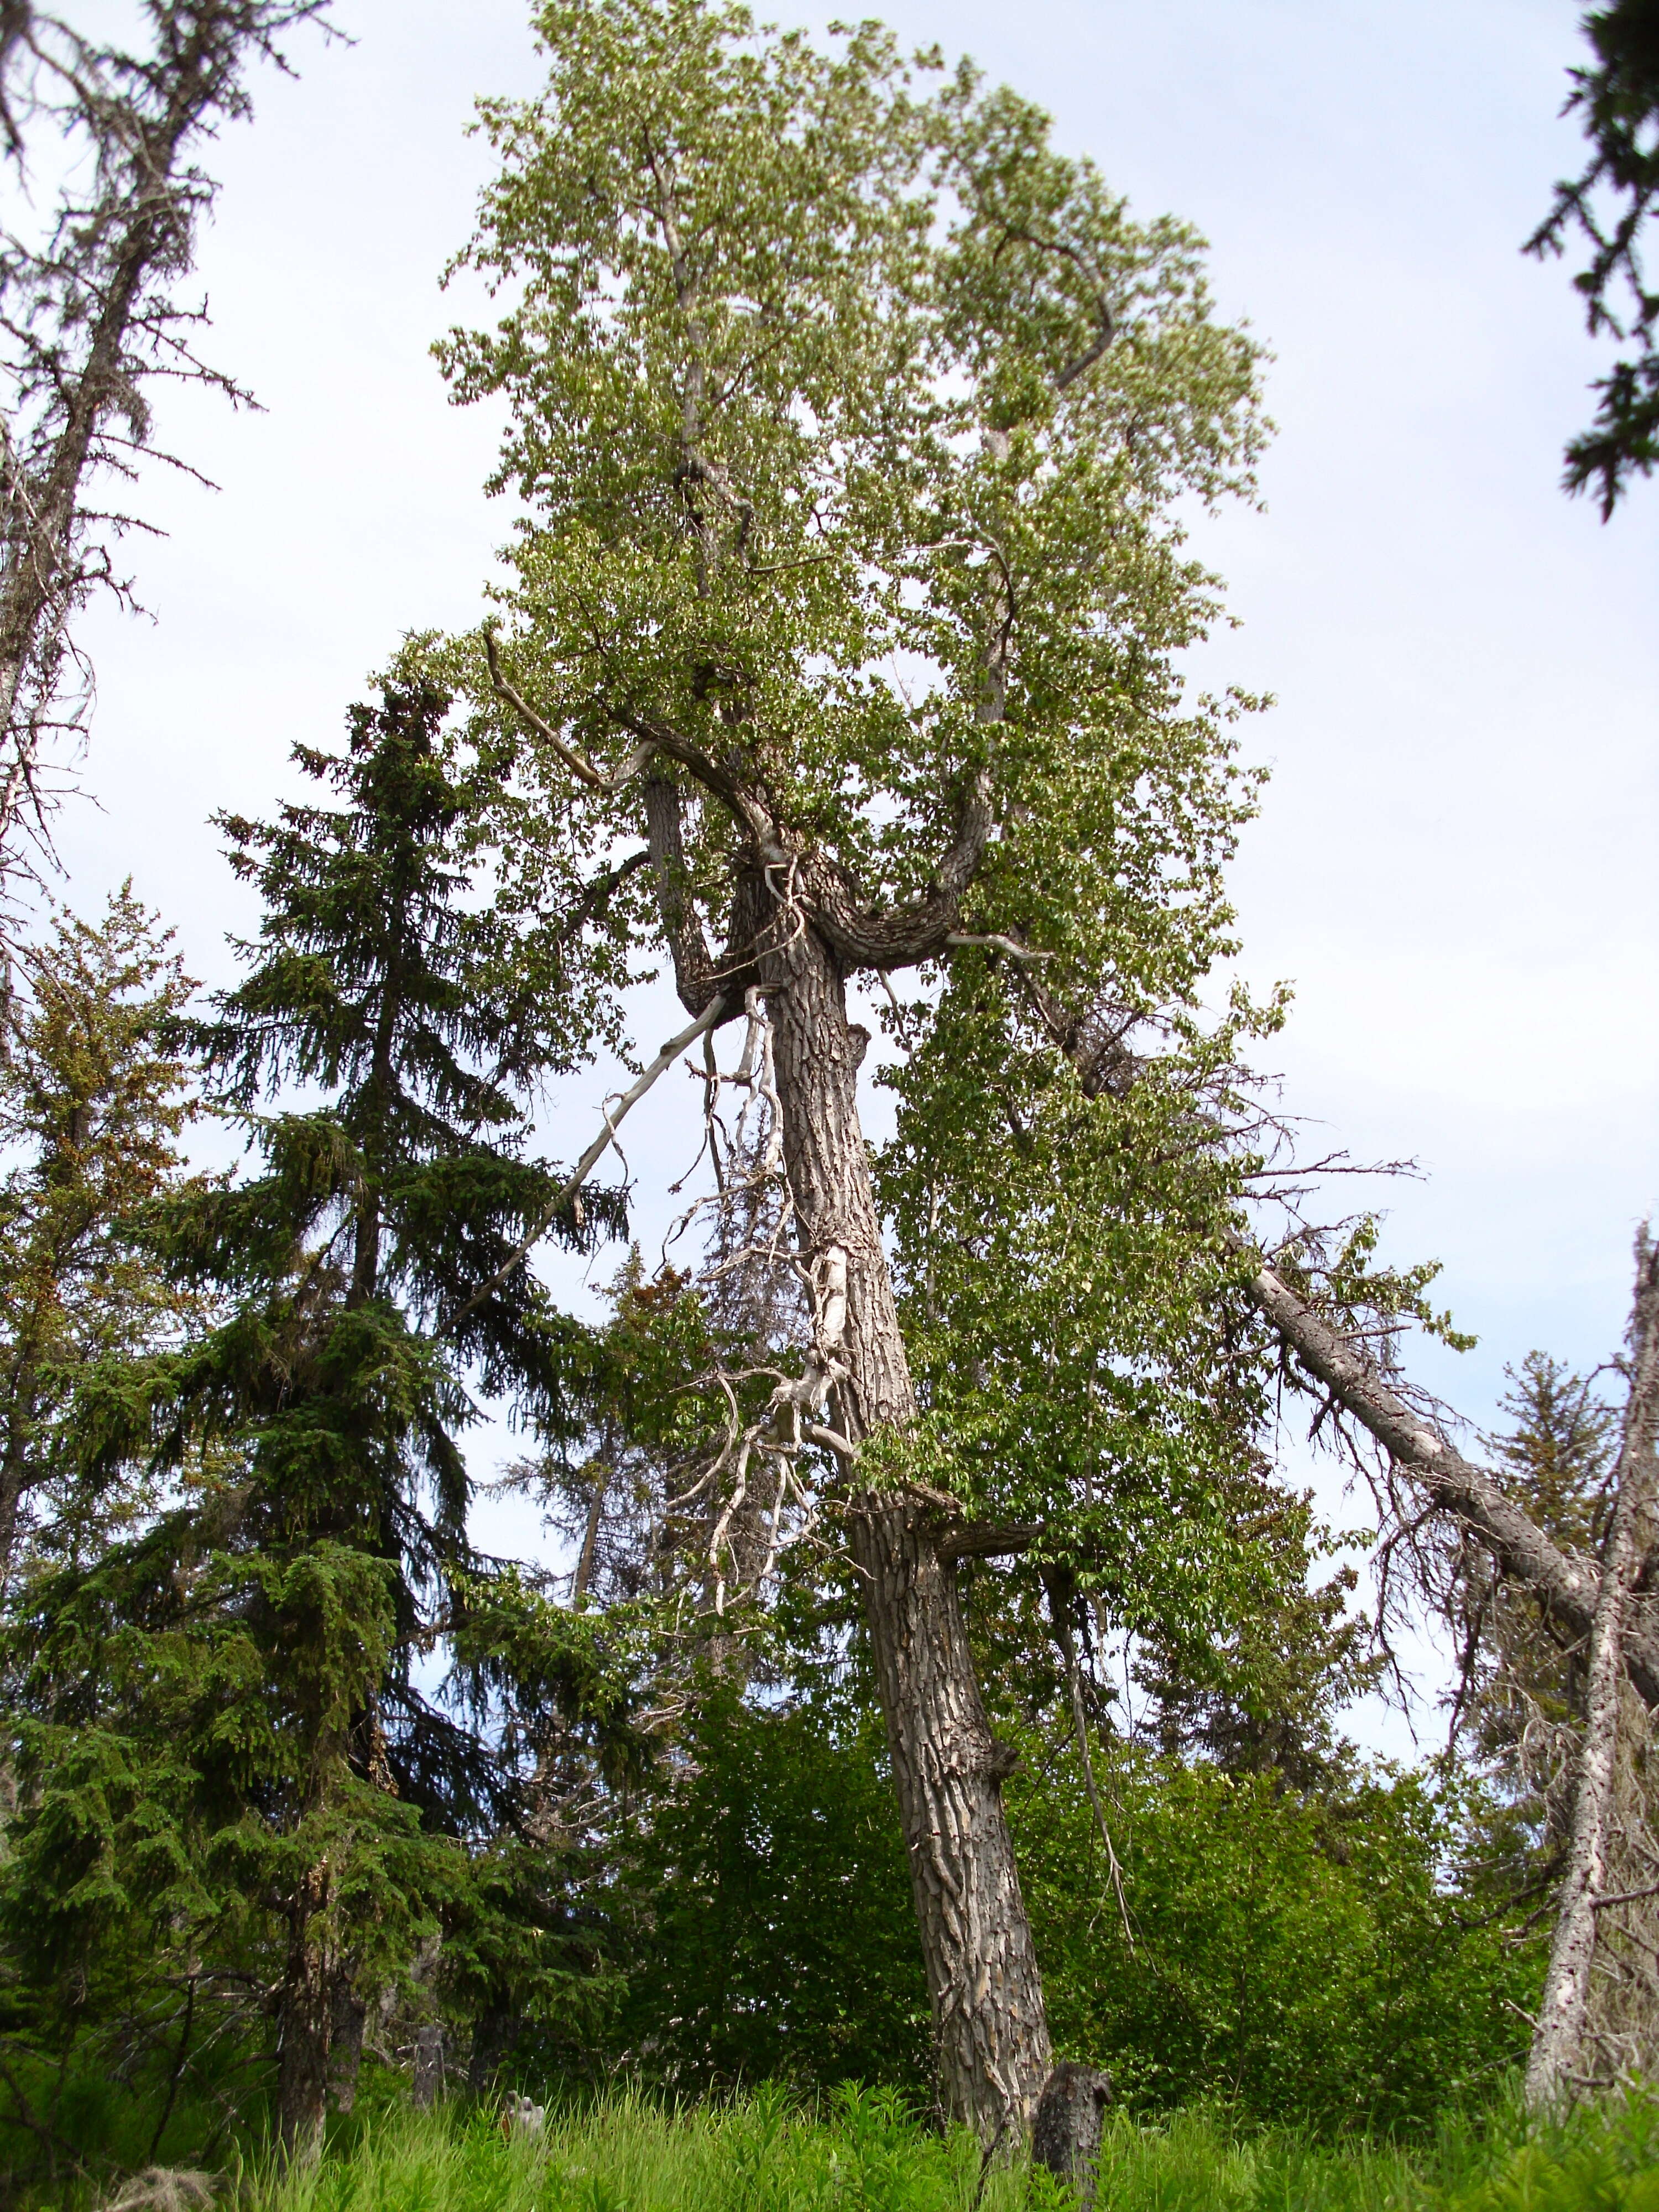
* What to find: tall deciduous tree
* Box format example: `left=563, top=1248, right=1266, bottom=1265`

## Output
left=441, top=0, right=1270, bottom=2136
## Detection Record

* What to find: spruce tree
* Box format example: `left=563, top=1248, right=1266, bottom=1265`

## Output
left=1, top=678, right=643, bottom=2168
left=0, top=887, right=197, bottom=1588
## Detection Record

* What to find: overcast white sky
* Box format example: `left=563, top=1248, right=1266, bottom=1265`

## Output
left=44, top=0, right=1659, bottom=1732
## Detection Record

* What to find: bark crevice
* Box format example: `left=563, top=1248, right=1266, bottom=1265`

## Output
left=758, top=895, right=1049, bottom=2139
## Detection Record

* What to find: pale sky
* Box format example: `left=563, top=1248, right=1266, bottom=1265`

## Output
left=46, top=0, right=1659, bottom=1730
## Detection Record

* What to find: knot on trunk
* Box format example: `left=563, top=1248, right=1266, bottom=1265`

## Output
left=1032, top=2062, right=1113, bottom=2206
left=981, top=1736, right=1022, bottom=1783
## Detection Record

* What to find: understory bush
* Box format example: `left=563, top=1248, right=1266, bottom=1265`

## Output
left=1009, top=1738, right=1540, bottom=2129
left=598, top=1699, right=1539, bottom=2132
left=0, top=1704, right=1540, bottom=2195
left=231, top=2082, right=1659, bottom=2212
left=603, top=1693, right=932, bottom=2097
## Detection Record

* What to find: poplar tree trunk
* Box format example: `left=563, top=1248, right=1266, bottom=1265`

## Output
left=760, top=910, right=1051, bottom=2140
left=1526, top=1232, right=1659, bottom=2109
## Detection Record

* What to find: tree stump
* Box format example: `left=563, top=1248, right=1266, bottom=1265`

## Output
left=1031, top=2063, right=1113, bottom=2208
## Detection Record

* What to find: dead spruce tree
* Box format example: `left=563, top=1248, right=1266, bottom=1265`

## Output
left=441, top=0, right=1269, bottom=2137
left=0, top=0, right=330, bottom=907
left=1239, top=1262, right=1659, bottom=1683
left=1192, top=1200, right=1659, bottom=2100
left=1525, top=1232, right=1659, bottom=2107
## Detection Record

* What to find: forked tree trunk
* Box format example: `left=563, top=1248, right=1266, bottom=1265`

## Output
left=760, top=909, right=1051, bottom=2139
left=1526, top=1232, right=1659, bottom=2109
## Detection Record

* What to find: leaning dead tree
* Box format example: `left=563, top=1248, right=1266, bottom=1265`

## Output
left=1239, top=1244, right=1659, bottom=1713
left=1234, top=1214, right=1659, bottom=2102
left=0, top=0, right=331, bottom=910
left=1525, top=1232, right=1659, bottom=2107
left=446, top=0, right=1270, bottom=2139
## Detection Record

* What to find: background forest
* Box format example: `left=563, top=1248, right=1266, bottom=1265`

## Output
left=0, top=1, right=1655, bottom=2208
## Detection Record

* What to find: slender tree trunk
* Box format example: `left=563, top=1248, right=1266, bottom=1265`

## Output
left=411, top=2023, right=445, bottom=2109
left=1527, top=1232, right=1659, bottom=2109
left=0, top=230, right=150, bottom=765
left=760, top=906, right=1051, bottom=2140
left=276, top=1860, right=333, bottom=2163
left=328, top=1972, right=367, bottom=2114
left=0, top=5, right=324, bottom=882
left=0, top=1423, right=29, bottom=1585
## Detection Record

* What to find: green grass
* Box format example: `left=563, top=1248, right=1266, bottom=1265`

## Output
left=233, top=2080, right=1659, bottom=2212
left=254, top=2085, right=1029, bottom=2212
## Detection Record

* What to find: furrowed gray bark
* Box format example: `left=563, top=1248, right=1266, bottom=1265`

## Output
left=327, top=1974, right=367, bottom=2114
left=758, top=891, right=1051, bottom=2142
left=585, top=623, right=1048, bottom=2134
left=410, top=2023, right=445, bottom=2110
left=275, top=1860, right=332, bottom=2164
left=1526, top=1232, right=1659, bottom=2110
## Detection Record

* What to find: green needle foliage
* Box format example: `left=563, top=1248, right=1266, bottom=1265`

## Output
left=0, top=679, right=648, bottom=2177
left=0, top=886, right=199, bottom=1587
left=0, top=7, right=1552, bottom=2184
left=1528, top=0, right=1659, bottom=515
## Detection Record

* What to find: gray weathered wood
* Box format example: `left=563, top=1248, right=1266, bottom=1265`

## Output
left=1032, top=2062, right=1114, bottom=2208
left=410, top=2023, right=445, bottom=2111
left=1526, top=1232, right=1659, bottom=2109
left=1240, top=1253, right=1659, bottom=1709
